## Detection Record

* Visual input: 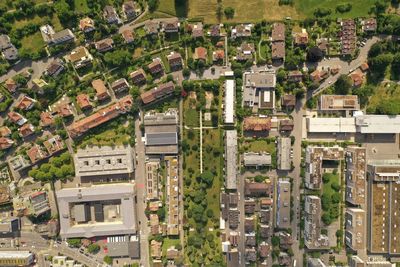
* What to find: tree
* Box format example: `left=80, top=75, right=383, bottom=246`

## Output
left=182, top=68, right=191, bottom=77
left=335, top=75, right=352, bottom=95
left=369, top=53, right=393, bottom=79
left=148, top=0, right=159, bottom=12
left=104, top=50, right=132, bottom=67
left=224, top=7, right=235, bottom=19
left=87, top=243, right=100, bottom=254
left=200, top=171, right=213, bottom=187
left=307, top=46, right=323, bottom=62
left=67, top=238, right=81, bottom=248
left=271, top=236, right=280, bottom=247
left=322, top=213, right=332, bottom=225
left=103, top=256, right=112, bottom=265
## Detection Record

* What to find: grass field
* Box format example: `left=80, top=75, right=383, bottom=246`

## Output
left=74, top=0, right=90, bottom=13
left=20, top=33, right=45, bottom=54
left=367, top=83, right=400, bottom=113
left=157, top=0, right=377, bottom=23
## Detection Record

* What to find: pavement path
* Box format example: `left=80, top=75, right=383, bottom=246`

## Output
left=199, top=110, right=203, bottom=173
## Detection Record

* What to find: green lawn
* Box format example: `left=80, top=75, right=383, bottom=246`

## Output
left=162, top=237, right=181, bottom=256
left=244, top=139, right=276, bottom=154
left=74, top=0, right=90, bottom=13
left=184, top=98, right=200, bottom=127
left=157, top=0, right=187, bottom=17
left=20, top=32, right=45, bottom=54
left=367, top=83, right=400, bottom=114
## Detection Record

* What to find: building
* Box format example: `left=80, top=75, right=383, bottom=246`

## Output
left=67, top=46, right=93, bottom=69
left=355, top=115, right=400, bottom=134
left=167, top=52, right=183, bottom=70
left=144, top=109, right=178, bottom=154
left=305, top=146, right=344, bottom=190
left=13, top=191, right=50, bottom=217
left=122, top=29, right=135, bottom=43
left=277, top=137, right=291, bottom=171
left=243, top=116, right=271, bottom=137
left=194, top=47, right=207, bottom=61
left=243, top=71, right=276, bottom=110
left=0, top=217, right=20, bottom=238
left=148, top=58, right=164, bottom=76
left=280, top=119, right=294, bottom=132
left=107, top=235, right=140, bottom=258
left=43, top=135, right=64, bottom=155
left=67, top=96, right=132, bottom=138
left=144, top=21, right=159, bottom=35
left=57, top=183, right=137, bottom=238
left=307, top=258, right=327, bottom=267
left=122, top=1, right=141, bottom=20
left=271, top=22, right=285, bottom=61
left=76, top=94, right=92, bottom=110
left=319, top=95, right=360, bottom=112
left=103, top=5, right=120, bottom=24
left=212, top=50, right=225, bottom=62
left=345, top=208, right=366, bottom=250
left=236, top=42, right=255, bottom=61
left=190, top=22, right=204, bottom=38
left=51, top=256, right=83, bottom=267
left=8, top=111, right=27, bottom=126
left=276, top=179, right=291, bottom=229
left=15, top=95, right=36, bottom=111
left=50, top=29, right=75, bottom=45
left=95, top=38, right=114, bottom=52
left=8, top=155, right=30, bottom=172
left=243, top=152, right=271, bottom=168
left=165, top=156, right=179, bottom=236
left=345, top=147, right=366, bottom=206
left=281, top=94, right=296, bottom=109
left=362, top=18, right=377, bottom=32
left=130, top=69, right=146, bottom=85
left=0, top=126, right=11, bottom=137
left=294, top=29, right=309, bottom=46
left=5, top=78, right=18, bottom=93
left=162, top=19, right=179, bottom=33
left=367, top=160, right=400, bottom=255
left=288, top=71, right=303, bottom=83
left=145, top=159, right=161, bottom=200
left=0, top=35, right=12, bottom=50
left=341, top=19, right=356, bottom=56
left=231, top=24, right=252, bottom=38
left=27, top=144, right=48, bottom=164
left=0, top=137, right=13, bottom=150
left=304, top=195, right=329, bottom=249
left=2, top=45, right=18, bottom=61
left=224, top=79, right=235, bottom=124
left=111, top=78, right=130, bottom=94
left=74, top=145, right=134, bottom=183
left=18, top=123, right=35, bottom=138
left=140, top=81, right=175, bottom=105
left=0, top=251, right=34, bottom=267
left=306, top=117, right=356, bottom=135
left=225, top=130, right=238, bottom=190
left=40, top=112, right=55, bottom=128
left=45, top=60, right=64, bottom=77
left=245, top=180, right=272, bottom=197
left=79, top=17, right=95, bottom=33
left=310, top=69, right=329, bottom=83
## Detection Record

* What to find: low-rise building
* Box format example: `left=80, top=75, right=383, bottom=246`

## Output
left=362, top=18, right=377, bottom=32
left=280, top=119, right=294, bottom=132
left=79, top=17, right=95, bottom=33
left=245, top=180, right=272, bottom=197
left=40, top=112, right=55, bottom=127
left=281, top=94, right=296, bottom=109
left=236, top=42, right=255, bottom=61
left=189, top=22, right=204, bottom=38
left=231, top=24, right=252, bottom=38
left=76, top=94, right=92, bottom=110
left=225, top=130, right=237, bottom=190
left=18, top=123, right=35, bottom=138
left=161, top=19, right=179, bottom=33
left=0, top=251, right=34, bottom=267
left=194, top=47, right=207, bottom=61
left=277, top=137, right=291, bottom=171
left=13, top=191, right=50, bottom=217
left=276, top=179, right=291, bottom=229
left=294, top=29, right=309, bottom=46
left=122, top=1, right=141, bottom=20
left=243, top=71, right=276, bottom=110
left=130, top=68, right=147, bottom=85
left=167, top=52, right=183, bottom=70
left=122, top=29, right=135, bottom=43
left=319, top=95, right=360, bottom=112
left=111, top=78, right=130, bottom=94
left=165, top=156, right=179, bottom=236
left=103, top=5, right=120, bottom=24
left=224, top=79, right=235, bottom=124
left=95, top=38, right=114, bottom=52
left=345, top=147, right=366, bottom=206
left=8, top=111, right=27, bottom=126
left=148, top=58, right=164, bottom=76
left=145, top=158, right=161, bottom=200
left=43, top=134, right=64, bottom=155
left=67, top=46, right=93, bottom=69
left=15, top=95, right=36, bottom=111
left=0, top=217, right=20, bottom=238
left=140, top=81, right=175, bottom=105
left=92, top=79, right=110, bottom=101
left=45, top=60, right=64, bottom=77
left=0, top=137, right=13, bottom=150
left=243, top=152, right=271, bottom=168
left=27, top=144, right=48, bottom=164
left=243, top=116, right=271, bottom=137
left=304, top=195, right=329, bottom=249
left=345, top=208, right=366, bottom=251
left=106, top=235, right=140, bottom=259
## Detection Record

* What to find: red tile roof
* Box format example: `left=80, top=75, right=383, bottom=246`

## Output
left=76, top=94, right=92, bottom=109
left=40, top=112, right=54, bottom=127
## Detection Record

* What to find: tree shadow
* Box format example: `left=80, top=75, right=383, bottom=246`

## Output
left=175, top=0, right=188, bottom=18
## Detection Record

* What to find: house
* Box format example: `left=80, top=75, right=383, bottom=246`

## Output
left=8, top=111, right=27, bottom=126
left=151, top=240, right=162, bottom=259
left=259, top=242, right=270, bottom=258
left=0, top=126, right=11, bottom=137
left=0, top=35, right=11, bottom=50
left=231, top=24, right=252, bottom=38
left=243, top=71, right=276, bottom=110
left=148, top=58, right=164, bottom=76
left=95, top=38, right=114, bottom=52
left=245, top=248, right=257, bottom=262
left=79, top=17, right=95, bottom=33
left=67, top=46, right=93, bottom=69
left=294, top=29, right=309, bottom=46
left=0, top=92, right=4, bottom=102
left=341, top=19, right=356, bottom=56
left=162, top=19, right=179, bottom=33
left=209, top=24, right=221, bottom=37
left=92, top=79, right=110, bottom=101
left=129, top=69, right=147, bottom=85
left=150, top=214, right=160, bottom=235
left=32, top=79, right=48, bottom=93
left=280, top=119, right=294, bottom=132
left=121, top=29, right=135, bottom=43
left=122, top=1, right=141, bottom=20
left=43, top=135, right=64, bottom=155
left=245, top=180, right=272, bottom=197
left=281, top=94, right=296, bottom=109
left=50, top=29, right=75, bottom=45
left=5, top=78, right=18, bottom=93
left=310, top=69, right=329, bottom=83
left=190, top=22, right=204, bottom=38
left=212, top=50, right=224, bottom=62
left=103, top=5, right=120, bottom=24
left=194, top=47, right=207, bottom=61
left=272, top=41, right=285, bottom=60
left=167, top=52, right=183, bottom=70
left=287, top=70, right=303, bottom=82
left=15, top=95, right=36, bottom=111
left=19, top=123, right=35, bottom=138
left=111, top=78, right=130, bottom=94
left=55, top=103, right=73, bottom=118
left=144, top=21, right=159, bottom=35
left=360, top=62, right=369, bottom=72
left=40, top=24, right=55, bottom=43
left=76, top=94, right=92, bottom=110
left=0, top=137, right=13, bottom=150
left=243, top=152, right=272, bottom=168
left=27, top=144, right=48, bottom=164
left=40, top=112, right=55, bottom=127
left=45, top=60, right=64, bottom=77
left=272, top=23, right=285, bottom=42
left=140, top=81, right=175, bottom=105
left=67, top=96, right=133, bottom=138
left=236, top=42, right=255, bottom=61
left=349, top=71, right=364, bottom=87
left=362, top=18, right=377, bottom=32
left=317, top=38, right=329, bottom=54
left=243, top=116, right=272, bottom=134
left=2, top=45, right=18, bottom=61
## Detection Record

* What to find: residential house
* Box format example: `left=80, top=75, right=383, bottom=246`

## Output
left=13, top=191, right=50, bottom=217
left=190, top=22, right=204, bottom=38
left=149, top=214, right=160, bottom=235
left=243, top=152, right=271, bottom=168
left=19, top=123, right=35, bottom=138
left=162, top=19, right=179, bottom=33
left=40, top=112, right=55, bottom=127
left=50, top=29, right=75, bottom=45
left=8, top=111, right=27, bottom=126
left=212, top=50, right=224, bottom=62
left=111, top=78, right=130, bottom=94
left=287, top=70, right=303, bottom=82
left=280, top=119, right=294, bottom=132
left=129, top=69, right=146, bottom=85
left=243, top=71, right=276, bottom=110
left=122, top=1, right=141, bottom=20
left=272, top=41, right=285, bottom=61
left=40, top=24, right=55, bottom=43
left=43, top=135, right=64, bottom=155
left=103, top=5, right=120, bottom=24
left=140, top=81, right=175, bottom=105
left=281, top=94, right=296, bottom=109
left=294, top=29, right=309, bottom=46
left=144, top=21, right=159, bottom=35
left=45, top=60, right=64, bottom=77
left=236, top=42, right=255, bottom=61
left=0, top=126, right=11, bottom=137
left=15, top=95, right=36, bottom=111
left=2, top=45, right=18, bottom=61
left=245, top=180, right=272, bottom=197
left=341, top=19, right=356, bottom=56
left=151, top=240, right=162, bottom=259
left=0, top=137, right=13, bottom=150
left=317, top=38, right=329, bottom=54
left=231, top=24, right=252, bottom=38
left=310, top=69, right=329, bottom=83
left=259, top=242, right=270, bottom=258
left=76, top=94, right=92, bottom=110
left=121, top=30, right=135, bottom=44
left=271, top=23, right=285, bottom=61
left=67, top=46, right=93, bottom=69
left=92, top=79, right=110, bottom=101
left=209, top=24, right=221, bottom=37
left=79, top=17, right=95, bottom=33
left=194, top=47, right=207, bottom=61
left=0, top=92, right=4, bottom=102
left=245, top=248, right=257, bottom=262
left=362, top=18, right=377, bottom=32
left=55, top=103, right=73, bottom=118
left=148, top=58, right=164, bottom=76
left=5, top=78, right=18, bottom=93
left=167, top=52, right=183, bottom=70
left=360, top=62, right=369, bottom=72
left=32, top=78, right=48, bottom=93
left=95, top=38, right=114, bottom=53
left=27, top=144, right=48, bottom=164
left=349, top=71, right=364, bottom=87
left=243, top=116, right=271, bottom=136
left=0, top=35, right=11, bottom=50
left=304, top=195, right=329, bottom=249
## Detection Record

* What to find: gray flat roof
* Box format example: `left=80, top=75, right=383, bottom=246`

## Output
left=225, top=130, right=237, bottom=190
left=243, top=152, right=271, bottom=166
left=145, top=132, right=178, bottom=146
left=56, top=183, right=136, bottom=238
left=277, top=137, right=291, bottom=170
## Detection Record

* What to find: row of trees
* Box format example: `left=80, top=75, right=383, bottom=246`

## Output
left=28, top=152, right=74, bottom=182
